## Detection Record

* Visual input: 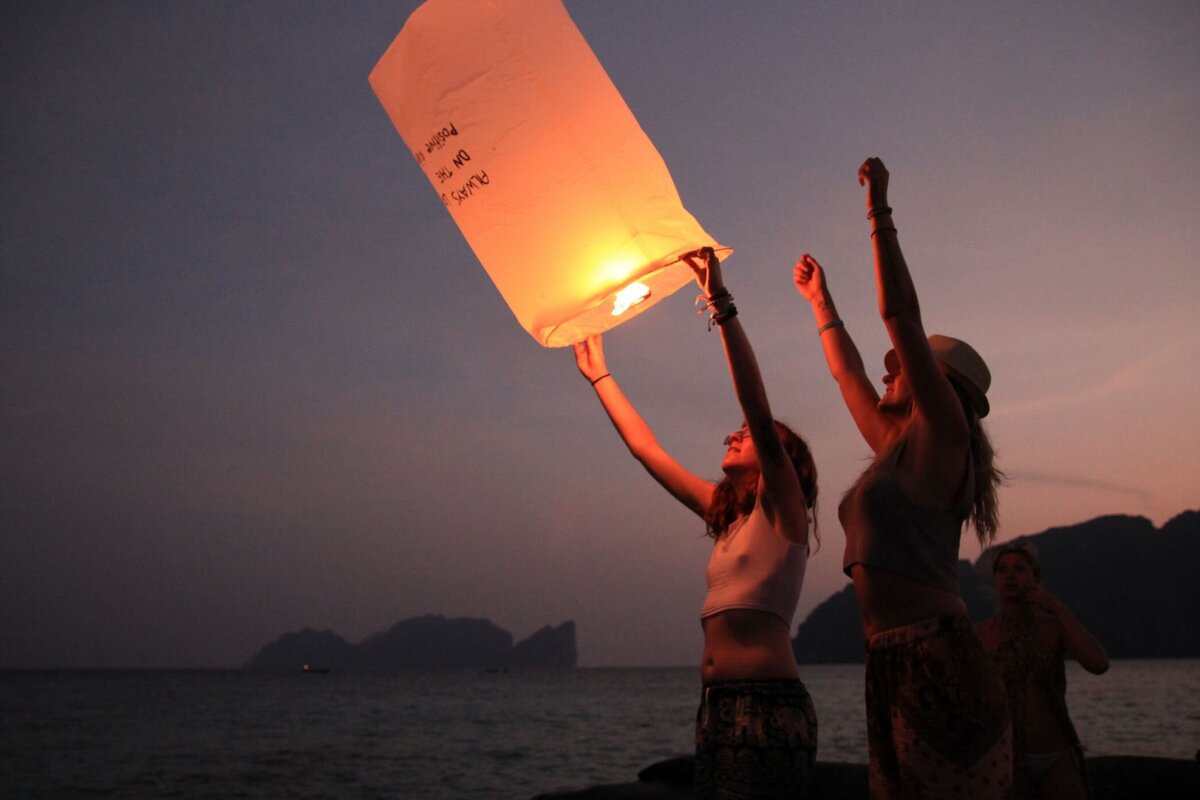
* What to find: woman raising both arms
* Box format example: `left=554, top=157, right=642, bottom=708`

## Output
left=793, top=158, right=1011, bottom=799
left=575, top=247, right=819, bottom=799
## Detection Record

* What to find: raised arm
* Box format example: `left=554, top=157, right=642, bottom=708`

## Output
left=860, top=157, right=966, bottom=440
left=684, top=249, right=809, bottom=543
left=858, top=158, right=970, bottom=502
left=574, top=334, right=714, bottom=517
left=793, top=253, right=897, bottom=452
left=1031, top=587, right=1110, bottom=674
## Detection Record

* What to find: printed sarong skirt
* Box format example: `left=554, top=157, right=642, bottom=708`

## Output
left=694, top=678, right=817, bottom=799
left=866, top=615, right=1013, bottom=799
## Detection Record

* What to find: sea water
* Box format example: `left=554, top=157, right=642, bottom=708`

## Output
left=2, top=660, right=1197, bottom=799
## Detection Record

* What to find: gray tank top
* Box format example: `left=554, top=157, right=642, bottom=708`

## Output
left=838, top=436, right=973, bottom=593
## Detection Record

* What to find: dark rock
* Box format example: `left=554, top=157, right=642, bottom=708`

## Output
left=244, top=614, right=576, bottom=671
left=355, top=614, right=513, bottom=670
left=1088, top=755, right=1200, bottom=800
left=957, top=558, right=993, bottom=620
left=511, top=621, right=577, bottom=668
left=534, top=755, right=1199, bottom=800
left=635, top=754, right=692, bottom=785
left=791, top=583, right=865, bottom=664
left=242, top=627, right=355, bottom=671
left=531, top=781, right=691, bottom=800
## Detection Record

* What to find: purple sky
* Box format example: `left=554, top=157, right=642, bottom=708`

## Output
left=3, top=1, right=1197, bottom=669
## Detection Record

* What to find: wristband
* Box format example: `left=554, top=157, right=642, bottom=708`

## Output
left=817, top=319, right=844, bottom=336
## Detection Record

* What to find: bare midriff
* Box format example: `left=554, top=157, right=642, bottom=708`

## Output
left=1022, top=678, right=1076, bottom=754
left=849, top=564, right=968, bottom=638
left=700, top=609, right=799, bottom=683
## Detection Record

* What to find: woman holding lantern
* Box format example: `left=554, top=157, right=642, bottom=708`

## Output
left=575, top=247, right=819, bottom=798
left=792, top=157, right=1011, bottom=798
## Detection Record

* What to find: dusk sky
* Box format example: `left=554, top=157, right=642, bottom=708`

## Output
left=3, top=1, right=1197, bottom=669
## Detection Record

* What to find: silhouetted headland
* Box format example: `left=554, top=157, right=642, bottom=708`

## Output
left=244, top=615, right=576, bottom=671
left=793, top=510, right=1200, bottom=663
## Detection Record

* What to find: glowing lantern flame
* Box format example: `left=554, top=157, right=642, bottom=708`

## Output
left=369, top=0, right=729, bottom=347
left=612, top=283, right=651, bottom=316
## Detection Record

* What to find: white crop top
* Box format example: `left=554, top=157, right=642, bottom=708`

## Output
left=700, top=498, right=808, bottom=626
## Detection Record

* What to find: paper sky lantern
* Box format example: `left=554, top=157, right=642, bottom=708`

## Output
left=369, top=0, right=728, bottom=347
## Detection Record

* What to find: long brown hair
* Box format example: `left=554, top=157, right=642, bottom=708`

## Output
left=704, top=421, right=818, bottom=544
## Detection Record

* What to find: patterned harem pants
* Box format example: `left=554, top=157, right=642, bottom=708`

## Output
left=695, top=678, right=818, bottom=799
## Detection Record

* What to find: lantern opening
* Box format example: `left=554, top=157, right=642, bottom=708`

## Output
left=612, top=282, right=651, bottom=316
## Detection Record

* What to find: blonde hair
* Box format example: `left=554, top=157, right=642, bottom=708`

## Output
left=949, top=378, right=1004, bottom=545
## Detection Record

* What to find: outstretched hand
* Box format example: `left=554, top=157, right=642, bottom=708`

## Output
left=792, top=254, right=827, bottom=304
left=857, top=157, right=890, bottom=211
left=681, top=247, right=725, bottom=297
left=573, top=334, right=609, bottom=383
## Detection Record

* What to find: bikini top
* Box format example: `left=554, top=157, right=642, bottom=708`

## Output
left=700, top=497, right=808, bottom=626
left=838, top=435, right=973, bottom=594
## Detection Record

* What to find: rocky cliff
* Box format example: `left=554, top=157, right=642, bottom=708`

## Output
left=245, top=614, right=576, bottom=671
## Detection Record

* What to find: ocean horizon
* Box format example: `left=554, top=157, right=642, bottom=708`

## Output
left=3, top=659, right=1197, bottom=799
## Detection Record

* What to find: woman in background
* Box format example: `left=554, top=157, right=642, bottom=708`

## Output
left=976, top=540, right=1109, bottom=799
left=575, top=247, right=818, bottom=798
left=793, top=157, right=1011, bottom=798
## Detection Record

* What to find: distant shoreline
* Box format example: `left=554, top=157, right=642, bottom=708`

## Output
left=4, top=654, right=1199, bottom=672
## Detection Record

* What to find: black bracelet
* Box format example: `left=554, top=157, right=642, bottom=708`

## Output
left=867, top=206, right=893, bottom=220
left=712, top=304, right=738, bottom=328
left=696, top=289, right=729, bottom=331
left=590, top=373, right=611, bottom=386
